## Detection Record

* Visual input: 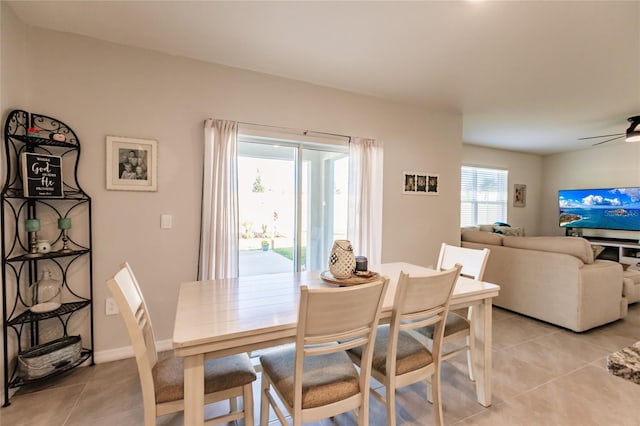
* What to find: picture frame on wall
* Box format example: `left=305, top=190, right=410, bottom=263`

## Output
left=403, top=172, right=416, bottom=193
left=403, top=171, right=439, bottom=195
left=514, top=183, right=526, bottom=207
left=106, top=136, right=157, bottom=191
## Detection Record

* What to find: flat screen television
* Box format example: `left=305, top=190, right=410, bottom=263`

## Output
left=559, top=187, right=640, bottom=231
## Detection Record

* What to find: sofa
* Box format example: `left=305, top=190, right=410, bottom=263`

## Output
left=461, top=229, right=627, bottom=332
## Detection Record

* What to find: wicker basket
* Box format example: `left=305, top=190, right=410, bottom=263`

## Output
left=18, top=335, right=82, bottom=380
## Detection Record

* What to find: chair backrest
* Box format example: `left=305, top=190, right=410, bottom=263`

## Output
left=386, top=265, right=462, bottom=376
left=437, top=243, right=490, bottom=280
left=106, top=262, right=158, bottom=412
left=294, top=279, right=389, bottom=411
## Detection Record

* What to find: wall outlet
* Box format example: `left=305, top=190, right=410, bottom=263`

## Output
left=105, top=297, right=119, bottom=315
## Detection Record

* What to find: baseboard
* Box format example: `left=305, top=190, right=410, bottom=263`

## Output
left=93, top=339, right=173, bottom=364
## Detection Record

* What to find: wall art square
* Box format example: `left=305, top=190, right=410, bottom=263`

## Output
left=21, top=152, right=64, bottom=198
left=106, top=136, right=157, bottom=191
left=514, top=183, right=526, bottom=207
left=403, top=172, right=439, bottom=195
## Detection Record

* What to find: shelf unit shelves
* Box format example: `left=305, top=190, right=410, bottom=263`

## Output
left=1, top=109, right=94, bottom=406
left=587, top=237, right=640, bottom=270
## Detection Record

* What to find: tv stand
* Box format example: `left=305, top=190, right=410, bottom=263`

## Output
left=585, top=237, right=640, bottom=270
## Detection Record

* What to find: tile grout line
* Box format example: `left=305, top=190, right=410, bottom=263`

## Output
left=61, top=382, right=87, bottom=426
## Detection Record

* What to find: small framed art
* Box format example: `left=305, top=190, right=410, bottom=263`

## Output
left=514, top=183, right=526, bottom=207
left=403, top=172, right=439, bottom=195
left=106, top=136, right=157, bottom=191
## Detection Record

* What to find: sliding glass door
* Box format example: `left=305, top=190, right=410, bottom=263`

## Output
left=238, top=137, right=348, bottom=276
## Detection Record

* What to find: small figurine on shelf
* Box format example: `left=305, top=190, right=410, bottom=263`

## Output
left=26, top=127, right=40, bottom=138
left=58, top=218, right=72, bottom=253
left=35, top=239, right=51, bottom=254
left=49, top=132, right=66, bottom=142
left=24, top=218, right=41, bottom=258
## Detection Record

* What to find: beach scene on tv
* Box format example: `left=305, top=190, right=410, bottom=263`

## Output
left=559, top=187, right=640, bottom=231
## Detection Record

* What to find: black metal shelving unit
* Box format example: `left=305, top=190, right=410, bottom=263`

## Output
left=1, top=109, right=94, bottom=406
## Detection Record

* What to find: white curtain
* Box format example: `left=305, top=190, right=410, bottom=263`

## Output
left=198, top=119, right=239, bottom=280
left=348, top=137, right=384, bottom=266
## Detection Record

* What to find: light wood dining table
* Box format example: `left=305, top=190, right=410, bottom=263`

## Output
left=173, top=262, right=500, bottom=426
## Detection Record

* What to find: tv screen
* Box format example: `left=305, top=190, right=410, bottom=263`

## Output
left=559, top=187, right=640, bottom=231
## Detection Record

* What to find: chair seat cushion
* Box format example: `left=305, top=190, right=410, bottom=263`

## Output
left=153, top=353, right=257, bottom=404
left=421, top=312, right=469, bottom=339
left=259, top=345, right=360, bottom=409
left=349, top=325, right=432, bottom=376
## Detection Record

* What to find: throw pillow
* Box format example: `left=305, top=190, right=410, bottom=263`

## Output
left=591, top=244, right=605, bottom=259
left=493, top=225, right=525, bottom=236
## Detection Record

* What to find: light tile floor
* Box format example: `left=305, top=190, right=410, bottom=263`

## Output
left=2, top=304, right=640, bottom=426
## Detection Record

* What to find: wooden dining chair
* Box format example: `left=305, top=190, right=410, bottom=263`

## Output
left=259, top=279, right=389, bottom=426
left=106, top=262, right=257, bottom=426
left=420, top=243, right=490, bottom=381
left=347, top=265, right=462, bottom=426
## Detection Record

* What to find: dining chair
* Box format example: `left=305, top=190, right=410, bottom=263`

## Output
left=420, top=243, right=490, bottom=381
left=347, top=265, right=462, bottom=426
left=259, top=279, right=389, bottom=426
left=106, top=262, right=257, bottom=426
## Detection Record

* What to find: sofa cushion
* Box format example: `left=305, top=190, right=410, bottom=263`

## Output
left=502, top=236, right=594, bottom=264
left=461, top=230, right=503, bottom=246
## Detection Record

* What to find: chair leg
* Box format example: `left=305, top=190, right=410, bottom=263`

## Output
left=259, top=374, right=270, bottom=426
left=243, top=383, right=254, bottom=426
left=466, top=306, right=476, bottom=382
left=230, top=396, right=238, bottom=413
left=466, top=336, right=475, bottom=382
left=386, top=385, right=396, bottom=426
left=432, top=368, right=444, bottom=426
left=425, top=377, right=433, bottom=403
left=357, top=391, right=369, bottom=426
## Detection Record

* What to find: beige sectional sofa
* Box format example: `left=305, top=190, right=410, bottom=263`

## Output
left=461, top=230, right=627, bottom=332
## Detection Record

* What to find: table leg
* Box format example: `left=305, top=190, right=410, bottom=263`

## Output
left=472, top=298, right=492, bottom=407
left=184, top=353, right=205, bottom=426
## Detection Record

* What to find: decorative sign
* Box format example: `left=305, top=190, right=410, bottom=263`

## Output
left=21, top=153, right=64, bottom=198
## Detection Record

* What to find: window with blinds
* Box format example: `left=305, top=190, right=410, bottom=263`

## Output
left=461, top=166, right=508, bottom=227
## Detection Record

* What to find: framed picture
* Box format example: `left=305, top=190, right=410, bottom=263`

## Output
left=403, top=172, right=417, bottom=193
left=514, top=183, right=526, bottom=207
left=403, top=172, right=439, bottom=195
left=106, top=136, right=157, bottom=191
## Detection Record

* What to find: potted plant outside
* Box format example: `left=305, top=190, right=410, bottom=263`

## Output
left=261, top=240, right=269, bottom=251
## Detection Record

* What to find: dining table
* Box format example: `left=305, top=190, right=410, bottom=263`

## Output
left=173, top=262, right=500, bottom=426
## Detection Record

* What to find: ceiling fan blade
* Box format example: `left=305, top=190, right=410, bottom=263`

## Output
left=578, top=133, right=625, bottom=140
left=592, top=135, right=624, bottom=146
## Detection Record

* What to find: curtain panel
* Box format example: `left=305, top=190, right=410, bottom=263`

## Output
left=199, top=119, right=239, bottom=280
left=348, top=137, right=384, bottom=266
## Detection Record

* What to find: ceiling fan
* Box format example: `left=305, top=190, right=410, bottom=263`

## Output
left=579, top=116, right=640, bottom=146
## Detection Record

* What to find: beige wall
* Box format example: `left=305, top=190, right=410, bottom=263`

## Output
left=1, top=2, right=28, bottom=398
left=1, top=16, right=463, bottom=354
left=462, top=144, right=543, bottom=236
left=541, top=143, right=640, bottom=238
left=1, top=3, right=27, bottom=118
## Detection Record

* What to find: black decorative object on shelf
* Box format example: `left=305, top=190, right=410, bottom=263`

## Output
left=1, top=109, right=94, bottom=407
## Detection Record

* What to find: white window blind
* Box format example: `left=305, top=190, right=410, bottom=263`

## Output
left=461, top=166, right=508, bottom=227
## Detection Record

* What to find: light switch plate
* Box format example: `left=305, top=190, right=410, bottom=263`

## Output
left=161, top=214, right=172, bottom=229
left=105, top=297, right=119, bottom=315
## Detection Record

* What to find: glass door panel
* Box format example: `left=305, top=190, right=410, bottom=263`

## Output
left=238, top=138, right=348, bottom=276
left=237, top=142, right=296, bottom=276
left=300, top=148, right=348, bottom=271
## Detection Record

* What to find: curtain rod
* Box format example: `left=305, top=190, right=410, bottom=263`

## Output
left=206, top=118, right=351, bottom=142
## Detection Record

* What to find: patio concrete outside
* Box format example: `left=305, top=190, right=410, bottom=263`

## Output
left=239, top=249, right=293, bottom=276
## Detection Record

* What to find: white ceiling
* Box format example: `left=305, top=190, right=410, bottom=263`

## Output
left=7, top=1, right=640, bottom=155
